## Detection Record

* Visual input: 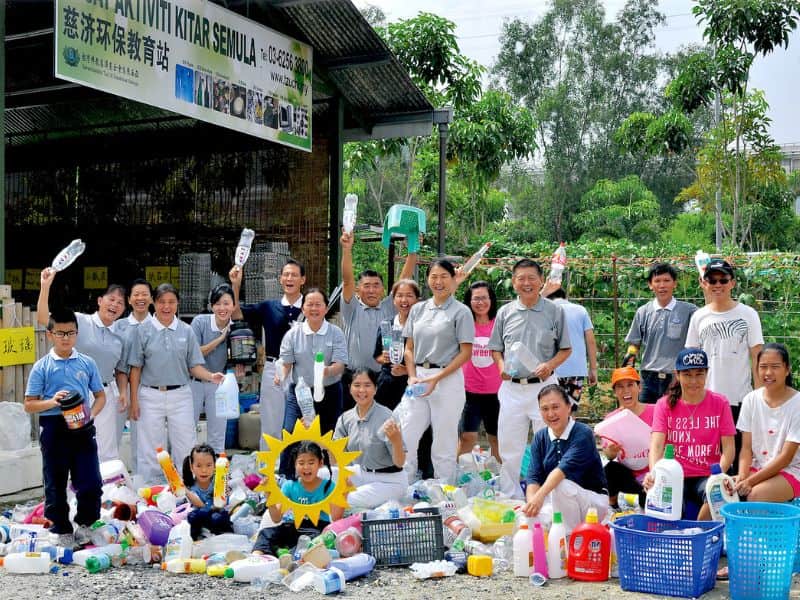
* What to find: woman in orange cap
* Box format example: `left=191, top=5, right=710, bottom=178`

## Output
left=602, top=367, right=654, bottom=508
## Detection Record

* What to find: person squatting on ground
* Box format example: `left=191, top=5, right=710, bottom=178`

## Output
left=183, top=444, right=234, bottom=540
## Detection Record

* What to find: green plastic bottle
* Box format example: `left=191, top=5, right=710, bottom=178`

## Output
left=85, top=553, right=111, bottom=573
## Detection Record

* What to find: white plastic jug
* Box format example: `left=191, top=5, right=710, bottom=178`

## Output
left=0, top=551, right=51, bottom=573
left=512, top=522, right=532, bottom=577
left=546, top=512, right=567, bottom=579
left=225, top=554, right=280, bottom=582
left=214, top=370, right=239, bottom=420
left=705, top=463, right=738, bottom=521
left=645, top=444, right=684, bottom=521
left=164, top=520, right=193, bottom=563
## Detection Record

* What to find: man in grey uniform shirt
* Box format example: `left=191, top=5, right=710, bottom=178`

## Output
left=488, top=258, right=571, bottom=498
left=339, top=230, right=418, bottom=411
left=624, top=262, right=697, bottom=403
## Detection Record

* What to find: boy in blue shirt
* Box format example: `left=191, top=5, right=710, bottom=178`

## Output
left=24, top=308, right=106, bottom=549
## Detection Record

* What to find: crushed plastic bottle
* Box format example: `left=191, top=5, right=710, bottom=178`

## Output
left=295, top=377, right=316, bottom=425
left=234, top=228, right=255, bottom=267
left=51, top=239, right=86, bottom=272
left=548, top=242, right=567, bottom=284
left=462, top=242, right=492, bottom=275
left=409, top=560, right=458, bottom=579
left=342, top=194, right=358, bottom=234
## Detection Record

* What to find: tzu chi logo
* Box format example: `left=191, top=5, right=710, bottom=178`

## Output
left=682, top=352, right=705, bottom=367
left=63, top=46, right=80, bottom=67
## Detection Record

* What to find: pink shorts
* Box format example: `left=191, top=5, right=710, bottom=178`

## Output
left=751, top=467, right=800, bottom=497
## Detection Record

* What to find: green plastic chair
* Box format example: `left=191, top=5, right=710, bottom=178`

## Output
left=382, top=204, right=426, bottom=253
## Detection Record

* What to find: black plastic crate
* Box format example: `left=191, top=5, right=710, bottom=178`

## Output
left=362, top=508, right=444, bottom=567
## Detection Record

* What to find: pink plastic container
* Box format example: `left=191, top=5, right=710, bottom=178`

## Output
left=323, top=513, right=363, bottom=536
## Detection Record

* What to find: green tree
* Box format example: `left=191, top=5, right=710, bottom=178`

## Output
left=576, top=175, right=661, bottom=243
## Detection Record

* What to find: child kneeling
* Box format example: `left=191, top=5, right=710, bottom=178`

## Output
left=183, top=444, right=233, bottom=539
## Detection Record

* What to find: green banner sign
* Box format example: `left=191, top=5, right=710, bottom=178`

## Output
left=55, top=0, right=313, bottom=151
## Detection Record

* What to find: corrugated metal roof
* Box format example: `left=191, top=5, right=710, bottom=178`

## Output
left=3, top=0, right=433, bottom=145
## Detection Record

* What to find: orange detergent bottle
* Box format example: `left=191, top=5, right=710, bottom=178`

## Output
left=567, top=507, right=610, bottom=582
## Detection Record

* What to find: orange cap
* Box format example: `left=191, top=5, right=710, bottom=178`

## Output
left=611, top=366, right=641, bottom=387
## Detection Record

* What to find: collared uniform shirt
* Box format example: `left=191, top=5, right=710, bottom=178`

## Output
left=334, top=401, right=403, bottom=470
left=116, top=313, right=154, bottom=375
left=403, top=295, right=474, bottom=366
left=240, top=295, right=302, bottom=359
left=25, top=349, right=104, bottom=416
left=625, top=297, right=697, bottom=373
left=128, top=317, right=205, bottom=386
left=75, top=312, right=126, bottom=384
left=191, top=314, right=231, bottom=372
left=279, top=320, right=348, bottom=386
left=341, top=294, right=395, bottom=371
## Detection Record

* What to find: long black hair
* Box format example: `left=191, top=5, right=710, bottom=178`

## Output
left=758, top=342, right=794, bottom=387
left=464, top=280, right=498, bottom=320
left=291, top=440, right=333, bottom=494
left=182, top=443, right=217, bottom=488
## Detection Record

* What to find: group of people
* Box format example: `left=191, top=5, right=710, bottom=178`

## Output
left=22, top=238, right=800, bottom=550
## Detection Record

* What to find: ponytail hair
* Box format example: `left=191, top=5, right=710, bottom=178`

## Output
left=666, top=376, right=682, bottom=409
left=291, top=440, right=333, bottom=494
left=182, top=443, right=217, bottom=488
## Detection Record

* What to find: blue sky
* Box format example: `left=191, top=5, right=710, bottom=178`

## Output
left=359, top=0, right=800, bottom=144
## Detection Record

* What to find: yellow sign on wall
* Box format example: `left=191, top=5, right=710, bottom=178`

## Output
left=0, top=326, right=36, bottom=367
left=25, top=269, right=42, bottom=291
left=145, top=266, right=172, bottom=289
left=171, top=267, right=181, bottom=289
left=5, top=269, right=23, bottom=290
left=84, top=267, right=108, bottom=290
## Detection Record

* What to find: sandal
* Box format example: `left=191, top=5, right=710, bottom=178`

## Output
left=716, top=566, right=729, bottom=580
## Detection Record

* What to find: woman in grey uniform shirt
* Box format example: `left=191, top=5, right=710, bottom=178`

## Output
left=38, top=268, right=128, bottom=463
left=128, top=284, right=225, bottom=482
left=278, top=288, right=348, bottom=474
left=401, top=259, right=474, bottom=484
left=190, top=284, right=235, bottom=454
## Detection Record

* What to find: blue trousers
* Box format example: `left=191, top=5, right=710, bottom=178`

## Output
left=187, top=507, right=233, bottom=540
left=639, top=371, right=673, bottom=404
left=40, top=415, right=102, bottom=534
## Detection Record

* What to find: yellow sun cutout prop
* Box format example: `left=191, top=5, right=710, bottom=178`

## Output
left=256, top=416, right=361, bottom=527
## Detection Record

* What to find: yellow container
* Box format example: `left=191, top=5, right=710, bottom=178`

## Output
left=206, top=564, right=228, bottom=577
left=467, top=554, right=493, bottom=577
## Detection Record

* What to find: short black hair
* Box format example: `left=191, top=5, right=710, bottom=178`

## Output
left=546, top=287, right=567, bottom=300
left=129, top=278, right=153, bottom=296
left=512, top=258, right=542, bottom=276
left=302, top=287, right=329, bottom=307
left=154, top=282, right=180, bottom=301
left=103, top=284, right=127, bottom=298
left=282, top=258, right=305, bottom=277
left=357, top=269, right=383, bottom=284
left=647, top=262, right=678, bottom=282
left=429, top=259, right=456, bottom=277
left=48, top=308, right=78, bottom=331
left=209, top=283, right=234, bottom=306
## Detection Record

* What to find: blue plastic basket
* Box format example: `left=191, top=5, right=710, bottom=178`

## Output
left=721, top=502, right=800, bottom=600
left=790, top=497, right=800, bottom=573
left=239, top=393, right=259, bottom=413
left=224, top=418, right=239, bottom=449
left=610, top=514, right=723, bottom=598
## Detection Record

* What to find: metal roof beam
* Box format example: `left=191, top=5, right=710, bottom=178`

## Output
left=320, top=53, right=392, bottom=71
left=5, top=27, right=54, bottom=42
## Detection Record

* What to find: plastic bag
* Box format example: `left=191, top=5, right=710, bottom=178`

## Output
left=0, top=402, right=31, bottom=451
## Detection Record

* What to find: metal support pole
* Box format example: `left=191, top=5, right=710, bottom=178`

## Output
left=433, top=107, right=453, bottom=257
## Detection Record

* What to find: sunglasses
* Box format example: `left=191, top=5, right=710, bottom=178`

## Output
left=706, top=277, right=731, bottom=285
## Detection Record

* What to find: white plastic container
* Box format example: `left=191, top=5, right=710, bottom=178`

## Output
left=645, top=444, right=684, bottom=521
left=224, top=554, right=280, bottom=582
left=164, top=520, right=193, bottom=563
left=549, top=242, right=567, bottom=283
left=506, top=342, right=538, bottom=377
left=705, top=463, right=738, bottom=521
left=214, top=370, right=240, bottom=420
left=234, top=228, right=255, bottom=267
left=512, top=522, right=532, bottom=577
left=0, top=551, right=51, bottom=573
left=313, top=352, right=325, bottom=403
left=462, top=242, right=492, bottom=275
left=546, top=512, right=567, bottom=579
left=694, top=250, right=711, bottom=277
left=99, top=459, right=132, bottom=488
left=295, top=377, right=316, bottom=424
left=73, top=544, right=124, bottom=567
left=594, top=409, right=651, bottom=472
left=342, top=194, right=358, bottom=234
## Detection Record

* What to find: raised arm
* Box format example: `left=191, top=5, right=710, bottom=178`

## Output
left=341, top=231, right=356, bottom=302
left=37, top=267, right=57, bottom=326
left=229, top=265, right=244, bottom=320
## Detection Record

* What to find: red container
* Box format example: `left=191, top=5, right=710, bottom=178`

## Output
left=567, top=510, right=611, bottom=582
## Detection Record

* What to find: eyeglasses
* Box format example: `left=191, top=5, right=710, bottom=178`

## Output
left=51, top=330, right=78, bottom=338
left=706, top=277, right=731, bottom=285
left=471, top=297, right=490, bottom=303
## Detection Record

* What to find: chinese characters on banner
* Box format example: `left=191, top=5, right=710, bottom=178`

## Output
left=0, top=327, right=36, bottom=367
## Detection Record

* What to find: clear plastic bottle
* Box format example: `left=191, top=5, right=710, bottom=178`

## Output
left=548, top=242, right=567, bottom=283
left=694, top=249, right=711, bottom=277
left=313, top=352, right=326, bottom=403
left=85, top=553, right=111, bottom=573
left=389, top=339, right=405, bottom=365
left=405, top=383, right=426, bottom=397
left=89, top=520, right=120, bottom=546
left=380, top=319, right=393, bottom=351
left=156, top=447, right=186, bottom=498
left=506, top=341, right=538, bottom=376
left=295, top=377, right=316, bottom=425
left=462, top=242, right=492, bottom=275
left=51, top=239, right=86, bottom=272
left=234, top=228, right=255, bottom=267
left=342, top=194, right=358, bottom=234
left=213, top=452, right=230, bottom=509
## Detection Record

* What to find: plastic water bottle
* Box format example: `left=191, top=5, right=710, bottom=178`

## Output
left=51, top=239, right=86, bottom=272
left=89, top=520, right=120, bottom=546
left=389, top=339, right=404, bottom=365
left=462, top=242, right=492, bottom=275
left=546, top=512, right=567, bottom=579
left=694, top=249, right=711, bottom=277
left=548, top=242, right=567, bottom=283
left=156, top=447, right=186, bottom=498
left=85, top=552, right=112, bottom=573
left=213, top=452, right=229, bottom=509
left=313, top=352, right=325, bottom=403
left=405, top=383, right=426, bottom=398
left=506, top=341, right=538, bottom=376
left=234, top=228, right=255, bottom=267
left=705, top=463, right=738, bottom=521
left=342, top=193, right=358, bottom=234
left=645, top=443, right=684, bottom=521
left=214, top=369, right=240, bottom=420
left=380, top=319, right=393, bottom=351
left=0, top=551, right=52, bottom=573
left=295, top=377, right=315, bottom=425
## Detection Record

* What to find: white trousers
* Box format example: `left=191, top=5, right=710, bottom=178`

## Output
left=136, top=385, right=196, bottom=483
left=190, top=379, right=227, bottom=454
left=259, top=361, right=286, bottom=448
left=497, top=378, right=557, bottom=498
left=94, top=383, right=122, bottom=462
left=346, top=465, right=408, bottom=509
left=535, top=479, right=610, bottom=535
left=399, top=367, right=466, bottom=485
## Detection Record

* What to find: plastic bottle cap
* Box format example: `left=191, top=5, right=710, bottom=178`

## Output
left=224, top=567, right=234, bottom=578
left=585, top=508, right=598, bottom=524
left=315, top=352, right=324, bottom=361
left=553, top=512, right=563, bottom=524
left=710, top=463, right=722, bottom=475
left=220, top=452, right=227, bottom=458
left=156, top=446, right=164, bottom=453
left=519, top=523, right=529, bottom=529
left=664, top=444, right=675, bottom=459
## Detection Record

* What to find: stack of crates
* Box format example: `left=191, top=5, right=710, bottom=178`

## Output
left=179, top=253, right=211, bottom=314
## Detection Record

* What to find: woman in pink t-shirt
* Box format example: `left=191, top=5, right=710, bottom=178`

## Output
left=459, top=281, right=503, bottom=460
left=644, top=348, right=736, bottom=520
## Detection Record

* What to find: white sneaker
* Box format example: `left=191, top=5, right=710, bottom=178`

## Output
left=74, top=525, right=92, bottom=547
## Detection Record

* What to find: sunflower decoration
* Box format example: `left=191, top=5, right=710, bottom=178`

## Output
left=256, top=416, right=361, bottom=527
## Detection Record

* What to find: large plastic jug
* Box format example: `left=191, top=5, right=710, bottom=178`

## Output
left=224, top=554, right=280, bottom=582
left=645, top=444, right=684, bottom=521
left=567, top=508, right=610, bottom=582
left=705, top=463, right=738, bottom=521
left=512, top=522, right=532, bottom=577
left=156, top=447, right=186, bottom=497
left=214, top=370, right=240, bottom=420
left=546, top=511, right=568, bottom=579
left=138, top=509, right=175, bottom=546
left=0, top=551, right=52, bottom=573
left=594, top=408, right=651, bottom=471
left=164, top=520, right=193, bottom=562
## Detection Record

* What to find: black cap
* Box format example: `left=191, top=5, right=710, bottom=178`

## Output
left=703, top=259, right=734, bottom=279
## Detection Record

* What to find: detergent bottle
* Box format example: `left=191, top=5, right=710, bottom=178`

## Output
left=567, top=508, right=610, bottom=582
left=156, top=447, right=186, bottom=497
left=705, top=463, right=738, bottom=521
left=213, top=452, right=230, bottom=509
left=512, top=522, right=532, bottom=577
left=546, top=511, right=567, bottom=579
left=645, top=444, right=683, bottom=521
